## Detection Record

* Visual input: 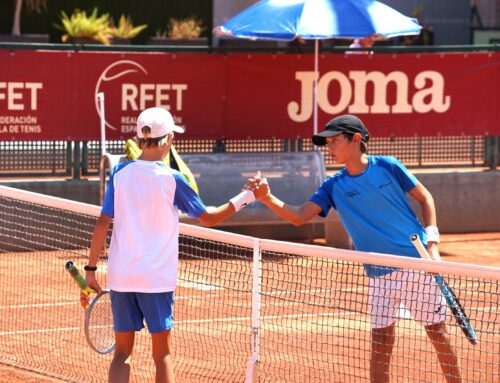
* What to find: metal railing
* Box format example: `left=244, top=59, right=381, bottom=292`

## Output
left=1, top=41, right=499, bottom=54
left=0, top=136, right=498, bottom=178
left=0, top=141, right=72, bottom=177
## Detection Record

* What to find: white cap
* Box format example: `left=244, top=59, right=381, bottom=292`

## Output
left=136, top=107, right=185, bottom=139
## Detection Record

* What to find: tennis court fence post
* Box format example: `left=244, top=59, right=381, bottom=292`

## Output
left=245, top=238, right=261, bottom=383
left=73, top=141, right=81, bottom=179
left=485, top=135, right=500, bottom=169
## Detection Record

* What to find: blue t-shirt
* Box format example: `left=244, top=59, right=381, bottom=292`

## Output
left=309, top=156, right=426, bottom=277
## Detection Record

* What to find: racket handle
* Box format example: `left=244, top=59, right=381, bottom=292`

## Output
left=410, top=234, right=431, bottom=260
left=65, top=261, right=94, bottom=296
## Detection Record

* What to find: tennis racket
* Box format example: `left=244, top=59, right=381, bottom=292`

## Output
left=410, top=234, right=478, bottom=345
left=65, top=261, right=116, bottom=354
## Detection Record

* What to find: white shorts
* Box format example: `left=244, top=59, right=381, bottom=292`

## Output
left=369, top=270, right=447, bottom=329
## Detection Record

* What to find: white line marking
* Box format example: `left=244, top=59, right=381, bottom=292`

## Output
left=0, top=305, right=496, bottom=336
left=0, top=326, right=83, bottom=336
left=175, top=310, right=364, bottom=326
left=0, top=301, right=75, bottom=309
left=177, top=280, right=222, bottom=291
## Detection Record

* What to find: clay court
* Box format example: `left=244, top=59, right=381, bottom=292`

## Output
left=0, top=231, right=498, bottom=383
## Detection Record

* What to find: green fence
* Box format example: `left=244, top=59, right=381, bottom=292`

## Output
left=1, top=136, right=498, bottom=179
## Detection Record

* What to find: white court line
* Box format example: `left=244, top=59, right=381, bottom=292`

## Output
left=176, top=309, right=364, bottom=326
left=263, top=286, right=367, bottom=297
left=177, top=280, right=222, bottom=291
left=0, top=276, right=482, bottom=311
left=0, top=301, right=75, bottom=309
left=0, top=310, right=362, bottom=336
left=1, top=305, right=496, bottom=337
left=0, top=285, right=362, bottom=308
left=175, top=286, right=368, bottom=301
left=0, top=325, right=83, bottom=336
left=0, top=281, right=492, bottom=308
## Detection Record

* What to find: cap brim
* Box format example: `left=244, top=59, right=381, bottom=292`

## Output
left=312, top=130, right=343, bottom=146
left=173, top=125, right=185, bottom=134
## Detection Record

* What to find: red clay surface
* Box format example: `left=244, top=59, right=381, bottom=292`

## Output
left=0, top=232, right=499, bottom=383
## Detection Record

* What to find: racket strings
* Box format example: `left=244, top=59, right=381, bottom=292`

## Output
left=86, top=291, right=115, bottom=354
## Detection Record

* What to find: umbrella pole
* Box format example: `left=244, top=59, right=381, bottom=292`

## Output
left=313, top=39, right=319, bottom=137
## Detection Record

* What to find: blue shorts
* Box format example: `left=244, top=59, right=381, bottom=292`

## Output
left=110, top=291, right=174, bottom=333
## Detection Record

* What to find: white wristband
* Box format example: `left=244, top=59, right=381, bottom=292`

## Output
left=425, top=225, right=440, bottom=243
left=229, top=190, right=255, bottom=212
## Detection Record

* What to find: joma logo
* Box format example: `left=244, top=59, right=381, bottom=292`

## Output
left=288, top=70, right=451, bottom=122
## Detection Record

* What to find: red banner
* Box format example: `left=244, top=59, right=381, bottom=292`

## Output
left=0, top=49, right=498, bottom=141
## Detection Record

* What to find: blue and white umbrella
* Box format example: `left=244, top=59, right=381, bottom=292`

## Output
left=219, top=0, right=422, bottom=134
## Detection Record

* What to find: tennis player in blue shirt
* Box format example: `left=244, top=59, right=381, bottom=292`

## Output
left=80, top=107, right=256, bottom=383
left=248, top=115, right=462, bottom=383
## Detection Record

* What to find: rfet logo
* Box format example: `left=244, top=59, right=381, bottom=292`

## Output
left=94, top=60, right=188, bottom=134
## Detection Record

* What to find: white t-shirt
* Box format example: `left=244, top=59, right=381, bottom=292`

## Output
left=101, top=160, right=205, bottom=292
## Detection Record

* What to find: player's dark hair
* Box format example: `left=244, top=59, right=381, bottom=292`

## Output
left=343, top=133, right=368, bottom=153
left=137, top=126, right=170, bottom=148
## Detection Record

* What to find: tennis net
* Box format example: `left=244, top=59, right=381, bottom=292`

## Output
left=0, top=185, right=498, bottom=382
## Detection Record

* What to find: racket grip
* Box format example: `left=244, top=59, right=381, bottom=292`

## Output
left=65, top=261, right=94, bottom=296
left=410, top=234, right=430, bottom=260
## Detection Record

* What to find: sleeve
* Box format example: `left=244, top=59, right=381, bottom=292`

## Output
left=382, top=156, right=418, bottom=193
left=101, top=168, right=116, bottom=217
left=308, top=177, right=336, bottom=218
left=172, top=171, right=206, bottom=218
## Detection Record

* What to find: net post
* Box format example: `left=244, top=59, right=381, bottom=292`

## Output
left=245, top=238, right=261, bottom=383
left=97, top=92, right=106, bottom=157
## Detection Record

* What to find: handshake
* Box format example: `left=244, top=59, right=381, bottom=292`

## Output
left=229, top=171, right=271, bottom=212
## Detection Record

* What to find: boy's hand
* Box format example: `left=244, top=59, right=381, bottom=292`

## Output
left=427, top=242, right=442, bottom=262
left=244, top=171, right=270, bottom=201
left=80, top=273, right=102, bottom=309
